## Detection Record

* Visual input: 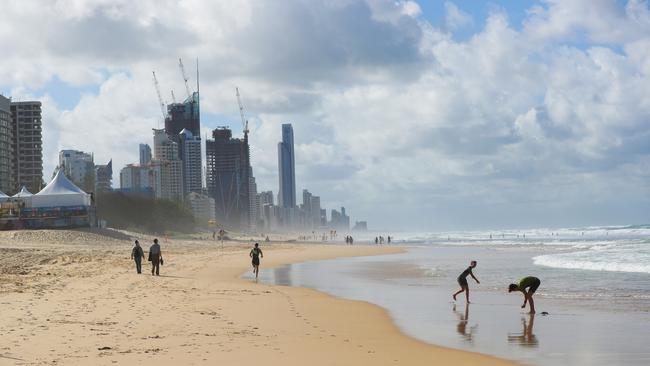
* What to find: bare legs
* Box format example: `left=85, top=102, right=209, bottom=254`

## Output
left=453, top=286, right=470, bottom=303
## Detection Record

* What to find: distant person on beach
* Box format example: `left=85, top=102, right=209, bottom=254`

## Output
left=453, top=261, right=480, bottom=303
left=509, top=276, right=541, bottom=314
left=250, top=243, right=263, bottom=279
left=387, top=236, right=391, bottom=244
left=149, top=238, right=163, bottom=276
left=131, top=240, right=145, bottom=274
left=375, top=237, right=379, bottom=245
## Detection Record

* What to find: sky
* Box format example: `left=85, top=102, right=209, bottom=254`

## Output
left=1, top=0, right=649, bottom=231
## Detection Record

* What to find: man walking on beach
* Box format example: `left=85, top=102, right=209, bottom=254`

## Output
left=131, top=240, right=145, bottom=274
left=453, top=261, right=480, bottom=303
left=149, top=238, right=163, bottom=276
left=508, top=276, right=541, bottom=314
left=250, top=243, right=263, bottom=280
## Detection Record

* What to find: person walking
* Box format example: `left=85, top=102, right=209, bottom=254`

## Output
left=453, top=261, right=480, bottom=303
left=149, top=238, right=163, bottom=276
left=131, top=240, right=145, bottom=274
left=250, top=243, right=263, bottom=280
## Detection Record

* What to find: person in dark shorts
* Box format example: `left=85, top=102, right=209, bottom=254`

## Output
left=250, top=243, right=263, bottom=279
left=149, top=238, right=163, bottom=276
left=453, top=260, right=480, bottom=303
left=131, top=240, right=145, bottom=274
left=509, top=276, right=541, bottom=314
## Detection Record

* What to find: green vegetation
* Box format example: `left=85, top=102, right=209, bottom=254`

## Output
left=95, top=192, right=195, bottom=234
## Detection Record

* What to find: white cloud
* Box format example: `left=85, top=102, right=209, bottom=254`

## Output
left=1, top=0, right=649, bottom=229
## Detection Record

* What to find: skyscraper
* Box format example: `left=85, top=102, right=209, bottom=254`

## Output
left=58, top=150, right=95, bottom=192
left=277, top=123, right=295, bottom=208
left=10, top=101, right=43, bottom=193
left=139, top=144, right=152, bottom=166
left=152, top=129, right=183, bottom=201
left=0, top=95, right=12, bottom=194
left=178, top=129, right=202, bottom=195
left=165, top=92, right=200, bottom=138
left=206, top=127, right=250, bottom=230
left=95, top=160, right=113, bottom=192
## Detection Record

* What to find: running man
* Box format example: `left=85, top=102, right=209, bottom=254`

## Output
left=508, top=276, right=541, bottom=314
left=250, top=243, right=263, bottom=279
left=453, top=260, right=480, bottom=303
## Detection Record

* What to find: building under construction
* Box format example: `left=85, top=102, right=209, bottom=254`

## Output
left=206, top=127, right=250, bottom=231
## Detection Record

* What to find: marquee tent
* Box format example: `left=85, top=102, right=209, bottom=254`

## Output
left=31, top=170, right=91, bottom=208
left=13, top=186, right=33, bottom=197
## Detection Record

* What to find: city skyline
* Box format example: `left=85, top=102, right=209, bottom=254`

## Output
left=1, top=1, right=649, bottom=230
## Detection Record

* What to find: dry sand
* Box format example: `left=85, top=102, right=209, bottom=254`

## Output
left=0, top=229, right=518, bottom=365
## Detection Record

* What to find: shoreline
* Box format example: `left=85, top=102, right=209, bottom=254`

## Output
left=0, top=230, right=519, bottom=365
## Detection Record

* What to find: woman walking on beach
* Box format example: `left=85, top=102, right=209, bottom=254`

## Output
left=453, top=261, right=480, bottom=303
left=508, top=276, right=541, bottom=314
left=250, top=243, right=263, bottom=280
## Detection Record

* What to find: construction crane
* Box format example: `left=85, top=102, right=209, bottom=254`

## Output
left=236, top=87, right=249, bottom=135
left=152, top=71, right=166, bottom=120
left=171, top=90, right=177, bottom=104
left=179, top=58, right=192, bottom=99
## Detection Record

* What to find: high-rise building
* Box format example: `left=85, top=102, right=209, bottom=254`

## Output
left=178, top=129, right=202, bottom=195
left=58, top=150, right=95, bottom=191
left=277, top=123, right=295, bottom=208
left=0, top=96, right=12, bottom=194
left=249, top=167, right=258, bottom=230
left=120, top=164, right=154, bottom=192
left=206, top=127, right=250, bottom=230
left=330, top=206, right=350, bottom=230
left=139, top=144, right=152, bottom=166
left=152, top=129, right=183, bottom=201
left=186, top=191, right=216, bottom=226
left=95, top=160, right=113, bottom=192
left=10, top=101, right=43, bottom=193
left=258, top=191, right=274, bottom=207
left=310, top=195, right=321, bottom=228
left=165, top=92, right=200, bottom=138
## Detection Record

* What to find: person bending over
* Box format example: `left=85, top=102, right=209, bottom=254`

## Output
left=509, top=276, right=541, bottom=314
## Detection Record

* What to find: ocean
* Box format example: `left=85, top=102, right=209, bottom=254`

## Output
left=251, top=225, right=650, bottom=365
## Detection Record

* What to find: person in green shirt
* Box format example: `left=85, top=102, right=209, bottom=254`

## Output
left=508, top=276, right=541, bottom=314
left=250, top=243, right=263, bottom=279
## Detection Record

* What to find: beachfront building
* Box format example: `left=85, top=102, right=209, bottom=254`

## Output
left=249, top=167, right=258, bottom=231
left=0, top=96, right=12, bottom=194
left=178, top=129, right=202, bottom=195
left=165, top=91, right=200, bottom=138
left=330, top=206, right=350, bottom=230
left=352, top=221, right=368, bottom=231
left=139, top=143, right=151, bottom=166
left=277, top=123, right=296, bottom=209
left=58, top=150, right=95, bottom=192
left=10, top=101, right=43, bottom=194
left=205, top=127, right=251, bottom=231
left=94, top=160, right=113, bottom=192
left=119, top=163, right=155, bottom=197
left=186, top=191, right=215, bottom=227
left=152, top=129, right=183, bottom=202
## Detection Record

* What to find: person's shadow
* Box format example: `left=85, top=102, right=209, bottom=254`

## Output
left=453, top=303, right=478, bottom=343
left=507, top=313, right=539, bottom=347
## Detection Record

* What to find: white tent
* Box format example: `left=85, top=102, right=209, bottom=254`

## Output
left=31, top=170, right=91, bottom=208
left=13, top=186, right=33, bottom=197
left=0, top=189, right=8, bottom=202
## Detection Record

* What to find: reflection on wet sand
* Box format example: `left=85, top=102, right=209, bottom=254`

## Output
left=453, top=304, right=477, bottom=343
left=507, top=314, right=538, bottom=347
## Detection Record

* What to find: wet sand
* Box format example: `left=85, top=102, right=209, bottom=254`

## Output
left=256, top=245, right=650, bottom=365
left=0, top=229, right=517, bottom=365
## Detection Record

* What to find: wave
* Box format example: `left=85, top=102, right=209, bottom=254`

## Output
left=533, top=243, right=650, bottom=274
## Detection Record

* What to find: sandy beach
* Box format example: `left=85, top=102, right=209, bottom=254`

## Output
left=0, top=229, right=517, bottom=365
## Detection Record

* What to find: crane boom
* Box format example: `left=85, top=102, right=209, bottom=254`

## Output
left=171, top=90, right=176, bottom=103
left=236, top=87, right=249, bottom=135
left=179, top=58, right=192, bottom=98
left=152, top=71, right=166, bottom=120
